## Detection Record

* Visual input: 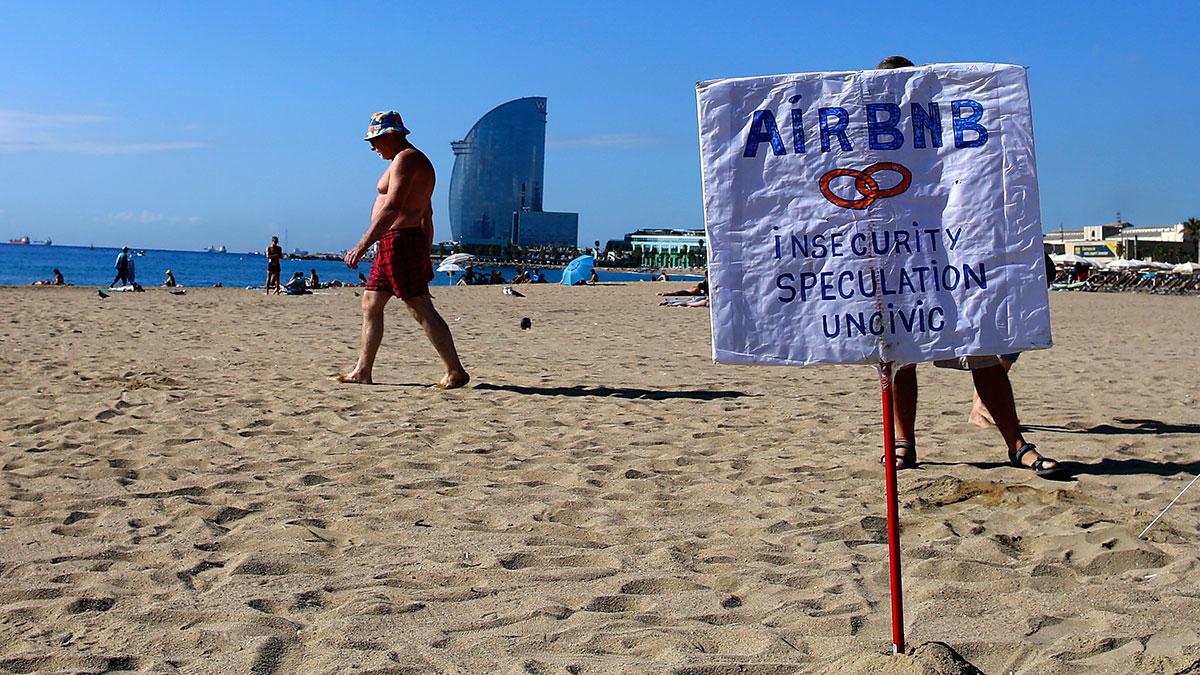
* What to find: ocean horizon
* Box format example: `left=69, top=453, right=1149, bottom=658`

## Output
left=0, top=243, right=698, bottom=288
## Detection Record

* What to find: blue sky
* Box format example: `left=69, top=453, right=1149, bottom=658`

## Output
left=1, top=1, right=1197, bottom=252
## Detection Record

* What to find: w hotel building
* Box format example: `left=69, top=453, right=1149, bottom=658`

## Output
left=449, top=97, right=578, bottom=248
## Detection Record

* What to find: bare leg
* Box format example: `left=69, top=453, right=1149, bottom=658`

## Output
left=887, top=364, right=918, bottom=467
left=339, top=290, right=389, bottom=384
left=402, top=294, right=469, bottom=389
left=892, top=365, right=917, bottom=443
left=971, top=364, right=1053, bottom=469
left=969, top=358, right=1012, bottom=427
left=970, top=365, right=1023, bottom=451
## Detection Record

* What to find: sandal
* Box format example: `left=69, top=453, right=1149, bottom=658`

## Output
left=1008, top=443, right=1060, bottom=478
left=880, top=440, right=918, bottom=470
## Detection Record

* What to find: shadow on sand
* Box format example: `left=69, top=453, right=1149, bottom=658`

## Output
left=1054, top=458, right=1200, bottom=478
left=920, top=457, right=1198, bottom=481
left=472, top=383, right=753, bottom=401
left=331, top=381, right=435, bottom=388
left=1023, top=418, right=1200, bottom=436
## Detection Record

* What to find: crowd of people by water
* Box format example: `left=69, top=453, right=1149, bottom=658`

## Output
left=28, top=241, right=373, bottom=292
left=451, top=266, right=552, bottom=286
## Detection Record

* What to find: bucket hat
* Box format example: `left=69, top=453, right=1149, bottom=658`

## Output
left=364, top=111, right=409, bottom=141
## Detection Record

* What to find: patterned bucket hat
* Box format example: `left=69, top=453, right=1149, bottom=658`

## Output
left=364, top=111, right=409, bottom=141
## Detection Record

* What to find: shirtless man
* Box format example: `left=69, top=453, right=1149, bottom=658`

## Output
left=265, top=236, right=283, bottom=293
left=339, top=111, right=469, bottom=389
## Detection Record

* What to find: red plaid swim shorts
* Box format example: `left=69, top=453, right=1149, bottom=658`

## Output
left=365, top=228, right=433, bottom=299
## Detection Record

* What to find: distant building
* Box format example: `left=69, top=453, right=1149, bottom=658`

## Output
left=448, top=97, right=578, bottom=248
left=625, top=228, right=706, bottom=254
left=623, top=228, right=708, bottom=268
left=1043, top=221, right=1197, bottom=262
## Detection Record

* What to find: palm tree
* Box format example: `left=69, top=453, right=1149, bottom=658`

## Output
left=1184, top=218, right=1200, bottom=262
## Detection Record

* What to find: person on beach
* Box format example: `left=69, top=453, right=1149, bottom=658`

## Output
left=265, top=237, right=283, bottom=293
left=969, top=251, right=1055, bottom=427
left=163, top=269, right=177, bottom=287
left=876, top=55, right=1060, bottom=478
left=282, top=271, right=311, bottom=295
left=308, top=268, right=320, bottom=289
left=111, top=247, right=131, bottom=287
left=338, top=111, right=469, bottom=389
left=658, top=272, right=708, bottom=297
left=32, top=268, right=65, bottom=286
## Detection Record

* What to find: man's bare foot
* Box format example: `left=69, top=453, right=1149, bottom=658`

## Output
left=336, top=372, right=373, bottom=385
left=433, top=370, right=470, bottom=390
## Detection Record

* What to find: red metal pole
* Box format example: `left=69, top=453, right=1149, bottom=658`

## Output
left=879, top=361, right=906, bottom=654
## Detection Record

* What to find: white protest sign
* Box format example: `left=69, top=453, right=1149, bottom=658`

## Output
left=697, top=63, right=1052, bottom=366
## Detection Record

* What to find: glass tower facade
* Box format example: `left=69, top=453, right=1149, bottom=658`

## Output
left=450, top=97, right=548, bottom=246
left=514, top=211, right=579, bottom=247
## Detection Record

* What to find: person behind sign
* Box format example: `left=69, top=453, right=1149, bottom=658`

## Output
left=338, top=111, right=469, bottom=389
left=969, top=251, right=1055, bottom=427
left=876, top=56, right=1060, bottom=478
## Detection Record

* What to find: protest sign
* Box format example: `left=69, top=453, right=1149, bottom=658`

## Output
left=697, top=63, right=1051, bottom=367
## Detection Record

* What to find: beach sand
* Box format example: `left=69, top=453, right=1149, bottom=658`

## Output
left=1, top=284, right=1197, bottom=673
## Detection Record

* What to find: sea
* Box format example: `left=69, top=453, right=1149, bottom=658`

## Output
left=0, top=244, right=697, bottom=288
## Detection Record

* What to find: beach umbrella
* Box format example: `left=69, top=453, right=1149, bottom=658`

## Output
left=560, top=255, right=594, bottom=286
left=1173, top=262, right=1200, bottom=274
left=437, top=262, right=465, bottom=274
left=1106, top=259, right=1148, bottom=270
left=442, top=253, right=474, bottom=264
left=1050, top=253, right=1100, bottom=267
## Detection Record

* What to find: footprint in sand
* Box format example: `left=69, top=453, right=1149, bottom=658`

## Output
left=582, top=595, right=651, bottom=613
left=63, top=597, right=115, bottom=614
left=619, top=578, right=704, bottom=595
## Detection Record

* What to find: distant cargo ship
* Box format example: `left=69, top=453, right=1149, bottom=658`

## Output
left=204, top=245, right=227, bottom=253
left=6, top=236, right=52, bottom=245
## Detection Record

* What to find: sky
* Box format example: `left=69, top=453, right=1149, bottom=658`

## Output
left=1, top=1, right=1197, bottom=252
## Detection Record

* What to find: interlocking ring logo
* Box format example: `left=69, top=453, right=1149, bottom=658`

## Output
left=819, top=162, right=912, bottom=210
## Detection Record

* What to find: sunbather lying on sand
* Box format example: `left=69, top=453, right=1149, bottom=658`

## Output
left=658, top=275, right=708, bottom=296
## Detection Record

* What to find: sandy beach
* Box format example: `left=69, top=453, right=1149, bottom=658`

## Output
left=1, top=284, right=1197, bottom=673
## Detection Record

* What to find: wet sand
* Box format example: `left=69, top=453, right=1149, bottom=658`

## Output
left=1, top=284, right=1197, bottom=673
